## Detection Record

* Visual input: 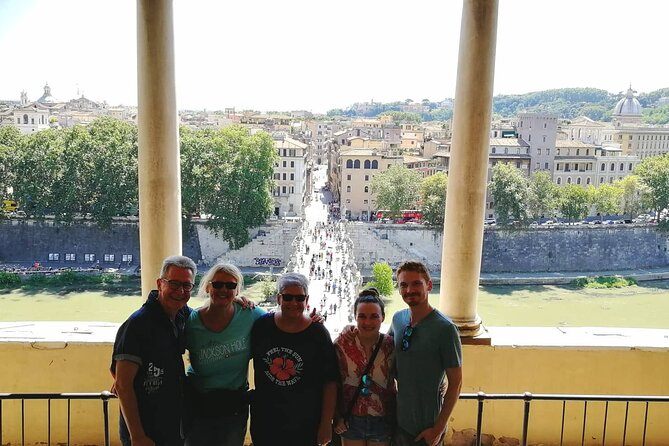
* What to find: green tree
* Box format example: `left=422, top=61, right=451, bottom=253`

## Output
left=590, top=183, right=622, bottom=220
left=367, top=262, right=394, bottom=296
left=527, top=172, right=558, bottom=220
left=370, top=165, right=421, bottom=218
left=634, top=155, right=669, bottom=221
left=419, top=172, right=448, bottom=226
left=0, top=126, right=22, bottom=200
left=13, top=129, right=66, bottom=218
left=558, top=184, right=590, bottom=222
left=181, top=126, right=277, bottom=248
left=489, top=163, right=529, bottom=225
left=378, top=111, right=421, bottom=124
left=616, top=175, right=648, bottom=219
left=82, top=118, right=139, bottom=227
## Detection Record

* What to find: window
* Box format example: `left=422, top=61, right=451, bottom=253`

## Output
left=543, top=136, right=547, bottom=142
left=363, top=199, right=368, bottom=204
left=347, top=174, right=351, bottom=180
left=601, top=163, right=606, bottom=171
left=48, top=253, right=59, bottom=261
left=620, top=163, right=624, bottom=172
left=372, top=160, right=378, bottom=169
left=586, top=178, right=591, bottom=185
left=557, top=177, right=561, bottom=185
left=122, top=254, right=133, bottom=263
left=544, top=162, right=549, bottom=169
left=65, top=253, right=76, bottom=261
left=557, top=163, right=562, bottom=171
left=84, top=254, right=95, bottom=262
left=516, top=161, right=521, bottom=168
left=364, top=160, right=371, bottom=169
left=364, top=186, right=369, bottom=193
left=567, top=177, right=571, bottom=184
left=528, top=135, right=531, bottom=142
left=346, top=186, right=351, bottom=192
left=543, top=123, right=547, bottom=129
left=535, top=162, right=540, bottom=169
left=282, top=161, right=287, bottom=167
left=346, top=159, right=353, bottom=168
left=291, top=161, right=294, bottom=168
left=577, top=178, right=581, bottom=185
left=282, top=173, right=287, bottom=180
left=576, top=149, right=580, bottom=156
left=346, top=199, right=351, bottom=204
left=504, top=147, right=508, bottom=154
left=290, top=173, right=294, bottom=180
left=104, top=254, right=115, bottom=262
left=491, top=147, right=496, bottom=154
left=628, top=163, right=633, bottom=171
left=354, top=160, right=361, bottom=169
left=537, top=148, right=542, bottom=155
left=599, top=177, right=604, bottom=184
left=546, top=149, right=550, bottom=155
left=364, top=175, right=369, bottom=181
left=282, top=186, right=287, bottom=193
left=610, top=163, right=615, bottom=171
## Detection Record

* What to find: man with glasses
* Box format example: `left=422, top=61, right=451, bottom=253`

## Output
left=250, top=272, right=339, bottom=446
left=389, top=261, right=462, bottom=446
left=111, top=255, right=197, bottom=446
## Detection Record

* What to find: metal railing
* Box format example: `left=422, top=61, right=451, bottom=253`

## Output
left=461, top=392, right=669, bottom=446
left=1, top=391, right=668, bottom=446
left=0, top=391, right=115, bottom=446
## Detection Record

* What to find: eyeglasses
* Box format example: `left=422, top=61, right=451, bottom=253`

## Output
left=160, top=278, right=194, bottom=292
left=401, top=325, right=414, bottom=351
left=210, top=281, right=238, bottom=290
left=360, top=374, right=372, bottom=397
left=280, top=293, right=307, bottom=302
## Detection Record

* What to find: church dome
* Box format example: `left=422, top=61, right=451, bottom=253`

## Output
left=613, top=86, right=642, bottom=116
left=37, top=83, right=58, bottom=104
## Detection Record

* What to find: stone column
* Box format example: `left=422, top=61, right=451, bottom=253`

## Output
left=440, top=0, right=498, bottom=337
left=137, top=0, right=182, bottom=296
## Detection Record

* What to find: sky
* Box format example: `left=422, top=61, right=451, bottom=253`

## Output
left=0, top=0, right=667, bottom=113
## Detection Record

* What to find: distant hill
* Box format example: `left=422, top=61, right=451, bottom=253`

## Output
left=328, top=88, right=669, bottom=124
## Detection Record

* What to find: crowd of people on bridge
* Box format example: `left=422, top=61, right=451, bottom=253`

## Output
left=110, top=255, right=462, bottom=446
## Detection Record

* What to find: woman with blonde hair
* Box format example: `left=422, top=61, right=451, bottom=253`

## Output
left=184, top=263, right=266, bottom=446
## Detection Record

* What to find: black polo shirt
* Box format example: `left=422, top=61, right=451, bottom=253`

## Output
left=111, top=291, right=190, bottom=444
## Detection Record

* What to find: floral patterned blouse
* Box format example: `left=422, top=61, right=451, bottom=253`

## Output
left=335, top=333, right=396, bottom=417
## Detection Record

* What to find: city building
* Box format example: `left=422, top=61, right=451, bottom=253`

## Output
left=271, top=134, right=310, bottom=218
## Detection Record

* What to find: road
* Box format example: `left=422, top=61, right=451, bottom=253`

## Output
left=289, top=164, right=361, bottom=334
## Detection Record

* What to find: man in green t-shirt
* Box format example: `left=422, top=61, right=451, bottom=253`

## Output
left=388, top=261, right=463, bottom=446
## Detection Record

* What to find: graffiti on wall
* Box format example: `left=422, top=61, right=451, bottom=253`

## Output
left=253, top=257, right=282, bottom=266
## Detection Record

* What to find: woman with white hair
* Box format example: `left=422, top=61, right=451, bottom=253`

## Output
left=184, top=263, right=265, bottom=446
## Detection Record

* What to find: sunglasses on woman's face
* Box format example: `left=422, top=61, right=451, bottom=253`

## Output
left=210, top=281, right=238, bottom=290
left=280, top=293, right=307, bottom=302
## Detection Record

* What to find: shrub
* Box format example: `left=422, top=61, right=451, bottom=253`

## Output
left=571, top=276, right=637, bottom=289
left=0, top=272, right=21, bottom=287
left=367, top=262, right=394, bottom=296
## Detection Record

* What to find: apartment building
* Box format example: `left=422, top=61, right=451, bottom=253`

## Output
left=338, top=148, right=403, bottom=221
left=272, top=135, right=310, bottom=218
left=553, top=141, right=639, bottom=187
left=516, top=112, right=559, bottom=174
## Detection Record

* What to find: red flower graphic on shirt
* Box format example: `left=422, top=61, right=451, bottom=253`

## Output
left=270, top=357, right=297, bottom=381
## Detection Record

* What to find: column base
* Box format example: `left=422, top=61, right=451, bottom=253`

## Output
left=451, top=314, right=486, bottom=338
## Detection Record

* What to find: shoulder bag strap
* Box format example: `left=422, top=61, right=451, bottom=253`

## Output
left=342, top=334, right=384, bottom=422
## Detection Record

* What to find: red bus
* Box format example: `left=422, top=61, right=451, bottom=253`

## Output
left=375, top=209, right=422, bottom=223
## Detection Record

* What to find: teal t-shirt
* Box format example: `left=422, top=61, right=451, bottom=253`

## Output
left=389, top=308, right=462, bottom=437
left=185, top=303, right=266, bottom=392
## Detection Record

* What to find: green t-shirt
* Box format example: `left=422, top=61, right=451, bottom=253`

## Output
left=185, top=303, right=266, bottom=392
left=389, top=308, right=462, bottom=437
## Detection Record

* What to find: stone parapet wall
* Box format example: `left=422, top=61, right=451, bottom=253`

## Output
left=346, top=223, right=669, bottom=273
